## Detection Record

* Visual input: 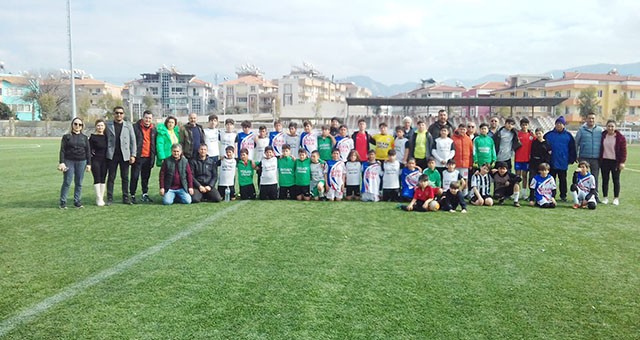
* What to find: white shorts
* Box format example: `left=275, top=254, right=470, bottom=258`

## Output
left=326, top=187, right=344, bottom=200
left=361, top=192, right=380, bottom=202
left=456, top=167, right=469, bottom=178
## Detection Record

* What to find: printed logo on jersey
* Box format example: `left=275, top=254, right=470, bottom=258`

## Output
left=271, top=132, right=286, bottom=156
left=329, top=160, right=345, bottom=190
left=302, top=132, right=317, bottom=154
left=240, top=132, right=255, bottom=151
left=337, top=138, right=354, bottom=161
left=363, top=163, right=381, bottom=193
left=405, top=170, right=421, bottom=189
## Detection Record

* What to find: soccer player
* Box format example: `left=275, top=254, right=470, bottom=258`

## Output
left=394, top=126, right=410, bottom=166
left=257, top=146, right=278, bottom=200
left=309, top=150, right=327, bottom=200
left=278, top=144, right=295, bottom=199
left=381, top=149, right=401, bottom=202
left=398, top=174, right=438, bottom=212
left=432, top=126, right=455, bottom=173
left=269, top=120, right=286, bottom=157
left=345, top=150, right=362, bottom=201
left=473, top=123, right=497, bottom=169
left=294, top=148, right=312, bottom=201
left=300, top=120, right=317, bottom=157
left=439, top=182, right=468, bottom=213
left=529, top=162, right=557, bottom=208
left=236, top=147, right=256, bottom=200
left=219, top=118, right=237, bottom=158
left=325, top=149, right=346, bottom=201
left=361, top=150, right=382, bottom=202
left=372, top=122, right=395, bottom=165
left=335, top=125, right=354, bottom=162
left=400, top=158, right=422, bottom=202
left=217, top=146, right=237, bottom=200
left=285, top=122, right=300, bottom=158
left=441, top=159, right=465, bottom=192
left=571, top=161, right=597, bottom=210
left=470, top=163, right=493, bottom=206
left=422, top=157, right=442, bottom=189
left=515, top=118, right=534, bottom=196
left=317, top=125, right=336, bottom=161
left=235, top=120, right=255, bottom=160
left=490, top=161, right=522, bottom=207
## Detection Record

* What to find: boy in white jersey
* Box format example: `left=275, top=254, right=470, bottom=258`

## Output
left=571, top=160, right=597, bottom=209
left=203, top=114, right=220, bottom=162
left=470, top=163, right=493, bottom=206
left=309, top=150, right=327, bottom=200
left=335, top=125, right=354, bottom=162
left=345, top=150, right=362, bottom=200
left=529, top=162, right=557, bottom=208
left=361, top=150, right=382, bottom=202
left=394, top=126, right=409, bottom=166
left=325, top=149, right=346, bottom=201
left=284, top=122, right=300, bottom=158
left=257, top=146, right=278, bottom=200
left=442, top=159, right=465, bottom=191
left=300, top=120, right=317, bottom=156
left=217, top=146, right=237, bottom=200
left=254, top=125, right=269, bottom=163
left=382, top=149, right=401, bottom=201
left=219, top=118, right=237, bottom=158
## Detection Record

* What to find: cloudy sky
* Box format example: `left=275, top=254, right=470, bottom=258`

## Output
left=1, top=0, right=638, bottom=85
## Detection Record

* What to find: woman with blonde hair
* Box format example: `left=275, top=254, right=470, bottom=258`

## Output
left=90, top=119, right=108, bottom=206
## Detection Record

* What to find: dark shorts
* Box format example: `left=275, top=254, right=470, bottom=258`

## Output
left=345, top=185, right=360, bottom=197
left=259, top=184, right=278, bottom=200
left=238, top=184, right=256, bottom=200
left=279, top=186, right=294, bottom=200
left=382, top=188, right=400, bottom=202
left=514, top=162, right=529, bottom=171
left=494, top=185, right=515, bottom=199
left=294, top=185, right=311, bottom=197
left=217, top=185, right=236, bottom=200
left=470, top=194, right=491, bottom=203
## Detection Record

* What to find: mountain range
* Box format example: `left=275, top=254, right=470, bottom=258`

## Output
left=339, top=62, right=640, bottom=97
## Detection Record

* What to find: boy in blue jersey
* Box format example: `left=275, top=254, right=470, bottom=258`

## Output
left=400, top=158, right=422, bottom=202
left=529, top=162, right=557, bottom=208
left=235, top=120, right=255, bottom=159
left=571, top=161, right=597, bottom=209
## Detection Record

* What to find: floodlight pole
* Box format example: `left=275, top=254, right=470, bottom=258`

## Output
left=66, top=0, right=77, bottom=119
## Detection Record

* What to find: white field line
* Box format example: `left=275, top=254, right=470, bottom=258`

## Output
left=0, top=201, right=248, bottom=337
left=0, top=144, right=41, bottom=150
left=625, top=167, right=640, bottom=173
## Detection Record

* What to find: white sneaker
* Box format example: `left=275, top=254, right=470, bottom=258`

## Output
left=602, top=198, right=609, bottom=205
left=613, top=198, right=619, bottom=206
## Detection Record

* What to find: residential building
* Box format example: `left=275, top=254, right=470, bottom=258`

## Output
left=545, top=70, right=640, bottom=123
left=219, top=64, right=276, bottom=114
left=342, top=82, right=373, bottom=99
left=0, top=74, right=40, bottom=121
left=490, top=75, right=554, bottom=117
left=395, top=79, right=466, bottom=116
left=123, top=65, right=215, bottom=119
left=462, top=81, right=508, bottom=118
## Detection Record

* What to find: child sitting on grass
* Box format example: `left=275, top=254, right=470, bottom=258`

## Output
left=399, top=174, right=439, bottom=212
left=529, top=162, right=557, bottom=208
left=571, top=160, right=597, bottom=210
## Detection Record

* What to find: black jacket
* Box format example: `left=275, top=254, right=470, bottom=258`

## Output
left=59, top=132, right=91, bottom=163
left=133, top=120, right=157, bottom=162
left=189, top=156, right=217, bottom=188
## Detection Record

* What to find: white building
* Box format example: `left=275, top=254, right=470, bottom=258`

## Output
left=219, top=64, right=276, bottom=115
left=123, top=65, right=215, bottom=118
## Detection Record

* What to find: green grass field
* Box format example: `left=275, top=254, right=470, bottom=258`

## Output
left=0, top=138, right=639, bottom=339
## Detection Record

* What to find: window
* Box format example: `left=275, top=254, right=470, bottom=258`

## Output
left=238, top=97, right=248, bottom=103
left=443, top=92, right=452, bottom=98
left=284, top=94, right=292, bottom=106
left=226, top=86, right=234, bottom=96
left=566, top=90, right=571, bottom=97
left=613, top=89, right=618, bottom=94
left=250, top=86, right=256, bottom=92
left=191, top=98, right=201, bottom=114
left=542, top=90, right=547, bottom=97
left=284, top=84, right=292, bottom=94
left=151, top=87, right=158, bottom=95
left=554, top=91, right=561, bottom=97
left=523, top=92, right=529, bottom=98
left=192, top=88, right=198, bottom=96
left=630, top=91, right=636, bottom=99
left=630, top=107, right=636, bottom=116
left=597, top=90, right=603, bottom=97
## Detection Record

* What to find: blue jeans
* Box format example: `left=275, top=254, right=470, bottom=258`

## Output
left=60, top=159, right=87, bottom=205
left=162, top=189, right=192, bottom=205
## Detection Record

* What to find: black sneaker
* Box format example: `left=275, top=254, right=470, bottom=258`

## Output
left=59, top=202, right=67, bottom=209
left=130, top=195, right=137, bottom=204
left=106, top=197, right=113, bottom=206
left=74, top=202, right=84, bottom=209
left=498, top=198, right=505, bottom=205
left=141, top=194, right=152, bottom=203
left=513, top=201, right=521, bottom=208
left=123, top=196, right=133, bottom=205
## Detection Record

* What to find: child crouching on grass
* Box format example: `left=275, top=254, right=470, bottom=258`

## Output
left=439, top=182, right=467, bottom=213
left=399, top=175, right=439, bottom=212
left=571, top=160, right=597, bottom=210
left=529, top=162, right=557, bottom=208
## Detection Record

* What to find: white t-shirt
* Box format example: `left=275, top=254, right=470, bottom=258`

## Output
left=254, top=136, right=269, bottom=163
left=346, top=161, right=362, bottom=186
left=432, top=137, right=455, bottom=166
left=284, top=134, right=299, bottom=159
left=219, top=131, right=237, bottom=157
left=336, top=137, right=354, bottom=162
left=218, top=157, right=236, bottom=187
left=203, top=128, right=220, bottom=157
left=394, top=137, right=409, bottom=164
left=259, top=157, right=278, bottom=185
left=382, top=160, right=400, bottom=189
left=442, top=169, right=463, bottom=190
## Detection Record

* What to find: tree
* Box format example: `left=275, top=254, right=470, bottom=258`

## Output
left=22, top=72, right=71, bottom=121
left=578, top=87, right=600, bottom=119
left=0, top=102, right=14, bottom=119
left=613, top=93, right=629, bottom=123
left=96, top=93, right=124, bottom=119
left=142, top=94, right=155, bottom=112
left=77, top=93, right=92, bottom=120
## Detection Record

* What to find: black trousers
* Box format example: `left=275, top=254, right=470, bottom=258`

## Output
left=192, top=189, right=222, bottom=203
left=130, top=157, right=153, bottom=196
left=91, top=158, right=108, bottom=184
left=107, top=159, right=130, bottom=199
left=550, top=168, right=567, bottom=200
left=600, top=159, right=621, bottom=198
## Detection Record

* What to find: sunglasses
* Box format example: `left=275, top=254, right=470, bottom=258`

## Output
left=114, top=111, right=125, bottom=115
left=73, top=122, right=83, bottom=127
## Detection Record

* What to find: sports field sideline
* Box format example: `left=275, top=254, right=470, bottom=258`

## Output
left=0, top=138, right=639, bottom=339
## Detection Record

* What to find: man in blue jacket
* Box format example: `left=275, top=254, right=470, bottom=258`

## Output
left=575, top=112, right=603, bottom=191
left=544, top=116, right=576, bottom=201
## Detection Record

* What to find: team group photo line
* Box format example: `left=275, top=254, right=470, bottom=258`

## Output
left=58, top=107, right=627, bottom=211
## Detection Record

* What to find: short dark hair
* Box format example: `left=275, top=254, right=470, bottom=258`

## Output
left=143, top=110, right=153, bottom=116
left=387, top=149, right=396, bottom=156
left=288, top=122, right=298, bottom=129
left=241, top=120, right=251, bottom=128
left=520, top=117, right=530, bottom=125
left=225, top=118, right=235, bottom=125
left=505, top=118, right=516, bottom=125
left=282, top=144, right=291, bottom=150
left=164, top=116, right=177, bottom=127
left=208, top=114, right=218, bottom=122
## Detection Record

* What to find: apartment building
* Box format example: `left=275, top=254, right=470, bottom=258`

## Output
left=123, top=65, right=214, bottom=119
left=219, top=64, right=276, bottom=114
left=0, top=74, right=40, bottom=121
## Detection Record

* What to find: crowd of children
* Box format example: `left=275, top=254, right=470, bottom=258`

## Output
left=162, top=114, right=602, bottom=211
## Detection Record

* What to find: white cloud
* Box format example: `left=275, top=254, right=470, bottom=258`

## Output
left=0, top=0, right=638, bottom=85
